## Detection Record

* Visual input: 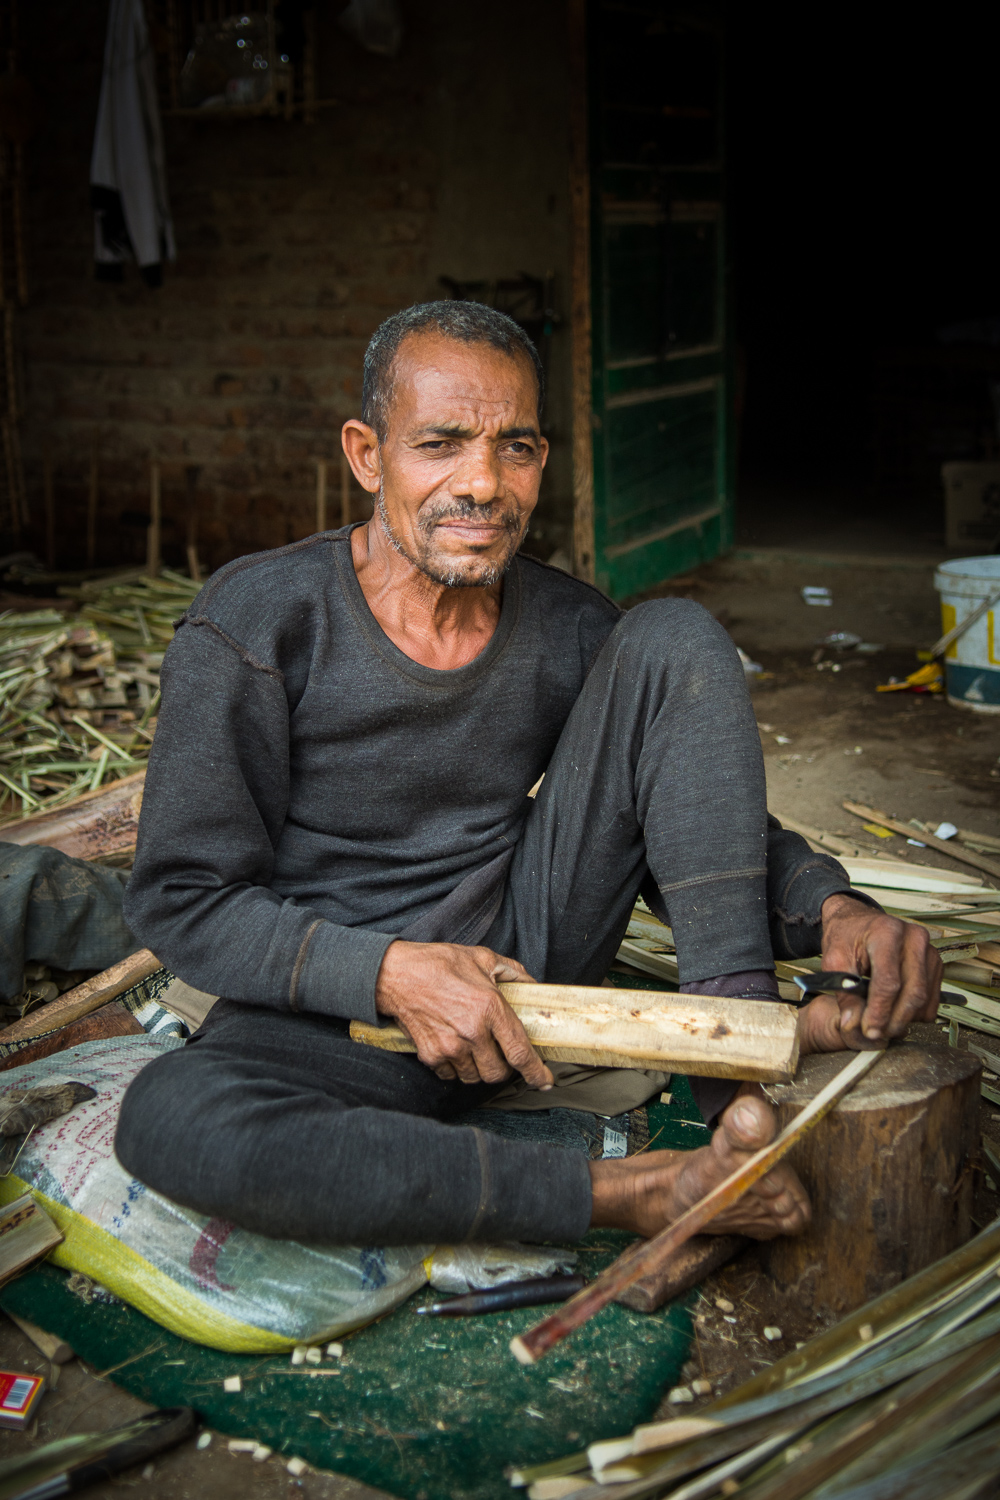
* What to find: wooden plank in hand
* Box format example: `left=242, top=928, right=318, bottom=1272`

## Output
left=350, top=982, right=801, bottom=1083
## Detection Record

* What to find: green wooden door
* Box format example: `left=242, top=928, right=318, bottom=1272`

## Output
left=588, top=2, right=730, bottom=600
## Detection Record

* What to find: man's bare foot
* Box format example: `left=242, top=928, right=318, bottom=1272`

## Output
left=588, top=1092, right=810, bottom=1241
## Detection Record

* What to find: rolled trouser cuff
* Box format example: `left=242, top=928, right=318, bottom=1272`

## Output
left=466, top=1128, right=593, bottom=1243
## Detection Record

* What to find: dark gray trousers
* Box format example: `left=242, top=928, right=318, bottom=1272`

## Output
left=115, top=602, right=780, bottom=1246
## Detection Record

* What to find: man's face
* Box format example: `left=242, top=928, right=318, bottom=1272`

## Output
left=374, top=331, right=548, bottom=588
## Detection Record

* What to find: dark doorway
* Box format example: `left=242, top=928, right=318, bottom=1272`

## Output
left=729, top=8, right=1000, bottom=555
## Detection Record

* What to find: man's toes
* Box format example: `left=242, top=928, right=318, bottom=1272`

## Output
left=715, top=1094, right=777, bottom=1159
left=753, top=1171, right=810, bottom=1233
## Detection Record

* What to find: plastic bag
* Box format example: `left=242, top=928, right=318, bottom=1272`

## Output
left=0, top=1036, right=431, bottom=1353
left=427, top=1243, right=578, bottom=1296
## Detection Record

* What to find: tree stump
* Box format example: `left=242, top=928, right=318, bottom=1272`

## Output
left=757, top=1041, right=981, bottom=1316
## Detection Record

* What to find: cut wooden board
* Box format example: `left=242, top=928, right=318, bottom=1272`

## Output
left=350, top=983, right=801, bottom=1083
left=0, top=1195, right=63, bottom=1288
left=0, top=1000, right=143, bottom=1070
left=0, top=769, right=145, bottom=861
left=0, top=950, right=160, bottom=1046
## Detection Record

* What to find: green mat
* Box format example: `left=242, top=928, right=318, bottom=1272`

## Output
left=1, top=986, right=709, bottom=1500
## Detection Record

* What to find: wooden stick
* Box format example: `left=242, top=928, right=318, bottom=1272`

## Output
left=775, top=814, right=865, bottom=858
left=43, top=453, right=54, bottom=568
left=615, top=1233, right=746, bottom=1314
left=351, top=983, right=801, bottom=1083
left=146, top=458, right=161, bottom=577
left=315, top=458, right=327, bottom=532
left=510, top=1049, right=882, bottom=1365
left=0, top=950, right=161, bottom=1045
left=931, top=588, right=1000, bottom=660
left=86, top=449, right=98, bottom=568
left=843, top=801, right=1000, bottom=881
left=6, top=1313, right=74, bottom=1364
left=185, top=464, right=201, bottom=582
left=340, top=448, right=351, bottom=528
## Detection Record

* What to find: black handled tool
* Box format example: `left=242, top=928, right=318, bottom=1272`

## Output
left=793, top=971, right=966, bottom=1008
left=415, top=1275, right=587, bottom=1317
left=8, top=1407, right=198, bottom=1500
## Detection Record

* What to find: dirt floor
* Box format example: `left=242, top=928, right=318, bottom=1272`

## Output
left=2, top=546, right=998, bottom=1493
left=0, top=1317, right=393, bottom=1499
left=644, top=549, right=999, bottom=845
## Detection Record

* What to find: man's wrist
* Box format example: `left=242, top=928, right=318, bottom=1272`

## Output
left=373, top=939, right=406, bottom=1018
left=821, top=891, right=871, bottom=924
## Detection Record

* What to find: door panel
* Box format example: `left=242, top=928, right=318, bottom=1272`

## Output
left=588, top=1, right=730, bottom=600
left=605, top=382, right=720, bottom=550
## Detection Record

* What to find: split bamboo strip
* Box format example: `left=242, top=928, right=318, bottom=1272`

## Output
left=352, top=984, right=801, bottom=1082
left=839, top=859, right=984, bottom=895
left=735, top=1335, right=1000, bottom=1500
left=776, top=814, right=869, bottom=859
left=514, top=1250, right=1000, bottom=1498
left=510, top=1049, right=880, bottom=1365
left=712, top=1215, right=1000, bottom=1407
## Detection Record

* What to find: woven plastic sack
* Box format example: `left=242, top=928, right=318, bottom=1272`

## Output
left=0, top=1035, right=432, bottom=1353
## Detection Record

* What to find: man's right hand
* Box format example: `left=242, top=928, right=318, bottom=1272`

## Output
left=374, top=940, right=554, bottom=1090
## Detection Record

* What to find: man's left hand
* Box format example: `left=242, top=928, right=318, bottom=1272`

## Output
left=797, top=893, right=943, bottom=1053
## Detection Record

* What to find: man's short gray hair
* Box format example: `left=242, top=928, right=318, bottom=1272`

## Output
left=362, top=301, right=545, bottom=442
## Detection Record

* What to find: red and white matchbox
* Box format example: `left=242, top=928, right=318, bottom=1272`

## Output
left=0, top=1368, right=46, bottom=1429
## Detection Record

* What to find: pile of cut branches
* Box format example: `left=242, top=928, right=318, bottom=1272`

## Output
left=0, top=570, right=199, bottom=823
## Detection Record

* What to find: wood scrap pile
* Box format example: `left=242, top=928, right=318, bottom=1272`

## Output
left=509, top=1217, right=1000, bottom=1499
left=0, top=570, right=197, bottom=822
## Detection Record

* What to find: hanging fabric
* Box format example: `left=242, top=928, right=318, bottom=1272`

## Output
left=90, top=0, right=175, bottom=287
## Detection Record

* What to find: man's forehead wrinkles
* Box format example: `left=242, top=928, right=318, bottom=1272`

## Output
left=409, top=419, right=539, bottom=441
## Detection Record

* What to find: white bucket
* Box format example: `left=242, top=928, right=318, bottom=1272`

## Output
left=934, top=556, right=1000, bottom=713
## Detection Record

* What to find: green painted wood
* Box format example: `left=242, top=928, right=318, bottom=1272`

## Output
left=588, top=1, right=731, bottom=601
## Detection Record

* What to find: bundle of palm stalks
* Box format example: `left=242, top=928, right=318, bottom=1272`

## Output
left=509, top=1217, right=1000, bottom=1500
left=0, top=570, right=199, bottom=823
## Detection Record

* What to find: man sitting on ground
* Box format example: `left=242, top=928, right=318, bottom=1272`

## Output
left=116, top=302, right=942, bottom=1249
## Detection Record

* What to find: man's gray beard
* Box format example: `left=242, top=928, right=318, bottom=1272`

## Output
left=375, top=489, right=523, bottom=589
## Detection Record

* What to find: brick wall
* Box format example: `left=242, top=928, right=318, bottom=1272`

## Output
left=15, top=1, right=573, bottom=573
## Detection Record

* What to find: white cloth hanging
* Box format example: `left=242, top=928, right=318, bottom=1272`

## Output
left=90, top=0, right=175, bottom=284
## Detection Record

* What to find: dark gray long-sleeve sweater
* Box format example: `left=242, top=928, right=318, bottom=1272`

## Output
left=124, top=529, right=858, bottom=1023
